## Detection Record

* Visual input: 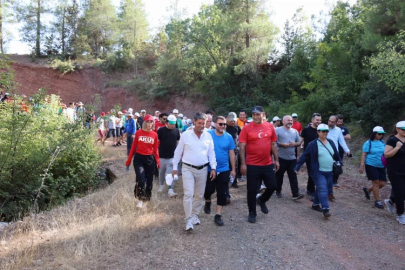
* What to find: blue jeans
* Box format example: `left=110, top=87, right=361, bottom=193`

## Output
left=313, top=171, right=333, bottom=210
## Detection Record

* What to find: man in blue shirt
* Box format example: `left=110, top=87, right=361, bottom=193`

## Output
left=204, top=116, right=236, bottom=226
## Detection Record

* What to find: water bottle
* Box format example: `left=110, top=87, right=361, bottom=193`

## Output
left=174, top=174, right=178, bottom=181
left=230, top=175, right=235, bottom=184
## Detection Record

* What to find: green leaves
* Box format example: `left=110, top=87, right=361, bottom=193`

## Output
left=369, top=31, right=405, bottom=92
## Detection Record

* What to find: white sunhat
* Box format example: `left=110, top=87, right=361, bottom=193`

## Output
left=272, top=116, right=280, bottom=121
left=179, top=113, right=183, bottom=118
left=372, top=126, right=385, bottom=133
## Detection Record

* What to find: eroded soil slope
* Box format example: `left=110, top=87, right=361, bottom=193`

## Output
left=9, top=58, right=205, bottom=116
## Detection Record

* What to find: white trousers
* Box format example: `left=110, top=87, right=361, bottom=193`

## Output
left=182, top=165, right=208, bottom=221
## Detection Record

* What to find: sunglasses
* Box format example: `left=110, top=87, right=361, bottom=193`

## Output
left=217, top=123, right=227, bottom=127
left=162, top=118, right=168, bottom=121
left=376, top=133, right=384, bottom=136
left=319, top=130, right=329, bottom=133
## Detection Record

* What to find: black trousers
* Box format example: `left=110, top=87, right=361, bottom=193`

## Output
left=276, top=158, right=299, bottom=194
left=388, top=171, right=405, bottom=215
left=204, top=170, right=229, bottom=206
left=247, top=164, right=276, bottom=214
left=306, top=159, right=315, bottom=193
left=133, top=153, right=155, bottom=201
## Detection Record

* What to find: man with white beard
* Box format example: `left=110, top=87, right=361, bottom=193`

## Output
left=275, top=115, right=304, bottom=200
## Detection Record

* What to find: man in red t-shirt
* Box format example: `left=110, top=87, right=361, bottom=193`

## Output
left=291, top=113, right=303, bottom=158
left=239, top=106, right=279, bottom=223
left=291, top=113, right=303, bottom=134
left=154, top=113, right=167, bottom=132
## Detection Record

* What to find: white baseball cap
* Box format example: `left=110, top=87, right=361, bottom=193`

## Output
left=272, top=116, right=280, bottom=121
left=141, top=109, right=146, bottom=113
left=179, top=113, right=183, bottom=118
left=292, top=113, right=298, bottom=118
left=396, top=121, right=405, bottom=128
left=135, top=112, right=140, bottom=117
left=173, top=109, right=179, bottom=114
left=372, top=126, right=386, bottom=133
left=317, top=123, right=329, bottom=131
left=168, top=115, right=177, bottom=124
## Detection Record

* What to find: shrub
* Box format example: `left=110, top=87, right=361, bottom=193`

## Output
left=0, top=84, right=101, bottom=221
left=51, top=59, right=76, bottom=74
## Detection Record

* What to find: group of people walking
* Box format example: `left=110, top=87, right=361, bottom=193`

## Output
left=118, top=105, right=405, bottom=231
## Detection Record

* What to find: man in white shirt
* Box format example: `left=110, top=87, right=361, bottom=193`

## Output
left=173, top=112, right=217, bottom=231
left=65, top=102, right=75, bottom=123
left=327, top=115, right=351, bottom=191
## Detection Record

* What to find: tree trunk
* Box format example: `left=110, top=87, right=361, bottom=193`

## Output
left=0, top=0, right=3, bottom=54
left=245, top=0, right=250, bottom=48
left=61, top=7, right=66, bottom=55
left=36, top=0, right=41, bottom=56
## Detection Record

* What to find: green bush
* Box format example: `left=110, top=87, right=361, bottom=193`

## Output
left=51, top=59, right=76, bottom=74
left=0, top=85, right=101, bottom=221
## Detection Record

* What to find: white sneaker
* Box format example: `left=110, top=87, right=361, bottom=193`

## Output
left=192, top=215, right=201, bottom=225
left=397, top=214, right=405, bottom=225
left=240, top=176, right=246, bottom=182
left=157, top=185, right=164, bottom=193
left=384, top=199, right=396, bottom=215
left=168, top=189, right=177, bottom=198
left=185, top=219, right=194, bottom=231
left=136, top=201, right=143, bottom=208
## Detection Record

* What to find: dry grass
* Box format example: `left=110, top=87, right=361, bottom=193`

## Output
left=0, top=142, right=185, bottom=270
left=0, top=173, right=185, bottom=269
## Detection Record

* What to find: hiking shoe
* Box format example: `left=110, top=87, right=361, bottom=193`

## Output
left=204, top=201, right=211, bottom=214
left=307, top=193, right=314, bottom=201
left=231, top=181, right=239, bottom=188
left=311, top=205, right=323, bottom=212
left=256, top=196, right=268, bottom=214
left=248, top=213, right=257, bottom=223
left=157, top=185, right=164, bottom=193
left=214, top=214, right=224, bottom=226
left=260, top=184, right=266, bottom=191
left=226, top=197, right=231, bottom=205
left=397, top=214, right=405, bottom=225
left=185, top=219, right=194, bottom=231
left=276, top=192, right=282, bottom=198
left=168, top=189, right=177, bottom=198
left=239, top=176, right=246, bottom=182
left=375, top=200, right=384, bottom=209
left=323, top=209, right=331, bottom=218
left=292, top=193, right=304, bottom=200
left=384, top=199, right=396, bottom=215
left=328, top=194, right=335, bottom=201
left=192, top=215, right=201, bottom=225
left=363, top=187, right=370, bottom=200
left=136, top=201, right=143, bottom=208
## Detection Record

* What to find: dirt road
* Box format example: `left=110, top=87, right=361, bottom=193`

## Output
left=1, top=142, right=405, bottom=269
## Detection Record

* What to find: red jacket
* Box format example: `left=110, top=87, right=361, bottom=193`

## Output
left=126, top=129, right=160, bottom=168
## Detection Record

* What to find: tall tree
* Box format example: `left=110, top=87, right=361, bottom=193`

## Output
left=119, top=0, right=148, bottom=72
left=82, top=0, right=117, bottom=58
left=15, top=0, right=49, bottom=56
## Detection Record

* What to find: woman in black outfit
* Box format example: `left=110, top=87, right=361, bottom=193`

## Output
left=384, top=121, right=405, bottom=224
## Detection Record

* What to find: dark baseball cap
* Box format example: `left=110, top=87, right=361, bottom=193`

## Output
left=252, top=106, right=264, bottom=114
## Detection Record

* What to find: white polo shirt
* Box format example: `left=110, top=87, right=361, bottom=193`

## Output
left=173, top=128, right=217, bottom=170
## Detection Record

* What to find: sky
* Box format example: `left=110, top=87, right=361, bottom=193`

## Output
left=5, top=0, right=356, bottom=54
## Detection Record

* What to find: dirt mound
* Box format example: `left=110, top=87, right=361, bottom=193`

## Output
left=9, top=58, right=206, bottom=117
